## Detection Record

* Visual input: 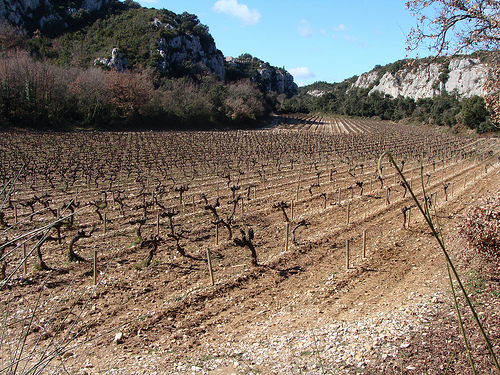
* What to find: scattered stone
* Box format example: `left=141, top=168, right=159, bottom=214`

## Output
left=114, top=332, right=124, bottom=344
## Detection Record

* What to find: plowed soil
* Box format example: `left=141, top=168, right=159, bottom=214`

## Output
left=1, top=123, right=500, bottom=374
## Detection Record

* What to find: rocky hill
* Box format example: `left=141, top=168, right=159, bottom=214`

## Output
left=301, top=55, right=489, bottom=102
left=0, top=0, right=296, bottom=95
left=226, top=55, right=298, bottom=96
left=352, top=56, right=487, bottom=99
left=0, top=0, right=114, bottom=35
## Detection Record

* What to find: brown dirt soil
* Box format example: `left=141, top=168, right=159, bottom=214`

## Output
left=1, top=124, right=500, bottom=374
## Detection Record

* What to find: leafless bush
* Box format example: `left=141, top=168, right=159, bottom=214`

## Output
left=458, top=194, right=500, bottom=259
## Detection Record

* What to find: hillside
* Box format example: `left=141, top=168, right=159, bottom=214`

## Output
left=300, top=54, right=489, bottom=100
left=352, top=55, right=488, bottom=100
left=288, top=54, right=495, bottom=134
left=0, top=0, right=496, bottom=133
left=0, top=0, right=298, bottom=130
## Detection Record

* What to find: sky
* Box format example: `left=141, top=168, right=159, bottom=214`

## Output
left=134, top=0, right=429, bottom=86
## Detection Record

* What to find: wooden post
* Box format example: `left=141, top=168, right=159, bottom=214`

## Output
left=206, top=248, right=215, bottom=286
left=103, top=213, right=107, bottom=234
left=23, top=243, right=27, bottom=275
left=346, top=201, right=350, bottom=224
left=216, top=223, right=219, bottom=245
left=285, top=222, right=290, bottom=252
left=345, top=239, right=350, bottom=269
left=407, top=208, right=411, bottom=229
left=156, top=212, right=160, bottom=235
left=362, top=229, right=367, bottom=258
left=291, top=200, right=294, bottom=221
left=338, top=187, right=341, bottom=204
left=93, top=249, right=97, bottom=286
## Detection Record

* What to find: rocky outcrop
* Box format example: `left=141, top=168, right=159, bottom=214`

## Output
left=256, top=67, right=298, bottom=97
left=94, top=47, right=128, bottom=71
left=156, top=35, right=225, bottom=80
left=226, top=56, right=298, bottom=96
left=352, top=57, right=488, bottom=99
left=0, top=0, right=110, bottom=32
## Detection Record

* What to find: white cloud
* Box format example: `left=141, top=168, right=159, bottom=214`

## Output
left=343, top=34, right=358, bottom=43
left=298, top=20, right=329, bottom=38
left=289, top=67, right=315, bottom=80
left=298, top=19, right=313, bottom=38
left=343, top=34, right=368, bottom=48
left=213, top=0, right=261, bottom=25
left=333, top=24, right=347, bottom=32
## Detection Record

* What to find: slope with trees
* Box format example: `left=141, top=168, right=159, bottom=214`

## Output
left=0, top=2, right=298, bottom=130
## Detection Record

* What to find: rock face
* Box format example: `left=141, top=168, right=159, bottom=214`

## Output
left=352, top=57, right=488, bottom=99
left=94, top=48, right=128, bottom=71
left=226, top=56, right=298, bottom=96
left=256, top=67, right=298, bottom=97
left=156, top=35, right=225, bottom=80
left=0, top=0, right=110, bottom=31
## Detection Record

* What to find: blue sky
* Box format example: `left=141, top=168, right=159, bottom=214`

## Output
left=134, top=0, right=427, bottom=86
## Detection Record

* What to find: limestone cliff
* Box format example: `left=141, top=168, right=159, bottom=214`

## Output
left=157, top=35, right=225, bottom=80
left=226, top=56, right=298, bottom=96
left=352, top=57, right=488, bottom=99
left=256, top=67, right=298, bottom=96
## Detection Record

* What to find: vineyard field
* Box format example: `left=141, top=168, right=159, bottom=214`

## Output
left=1, top=118, right=500, bottom=374
left=273, top=114, right=388, bottom=134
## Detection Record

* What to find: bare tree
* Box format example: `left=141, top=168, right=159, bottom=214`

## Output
left=406, top=0, right=500, bottom=56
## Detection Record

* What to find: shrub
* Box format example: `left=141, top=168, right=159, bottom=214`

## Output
left=458, top=193, right=500, bottom=259
left=224, top=79, right=265, bottom=122
left=461, top=95, right=490, bottom=131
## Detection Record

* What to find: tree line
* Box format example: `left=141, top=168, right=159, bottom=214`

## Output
left=278, top=83, right=495, bottom=134
left=0, top=48, right=268, bottom=130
